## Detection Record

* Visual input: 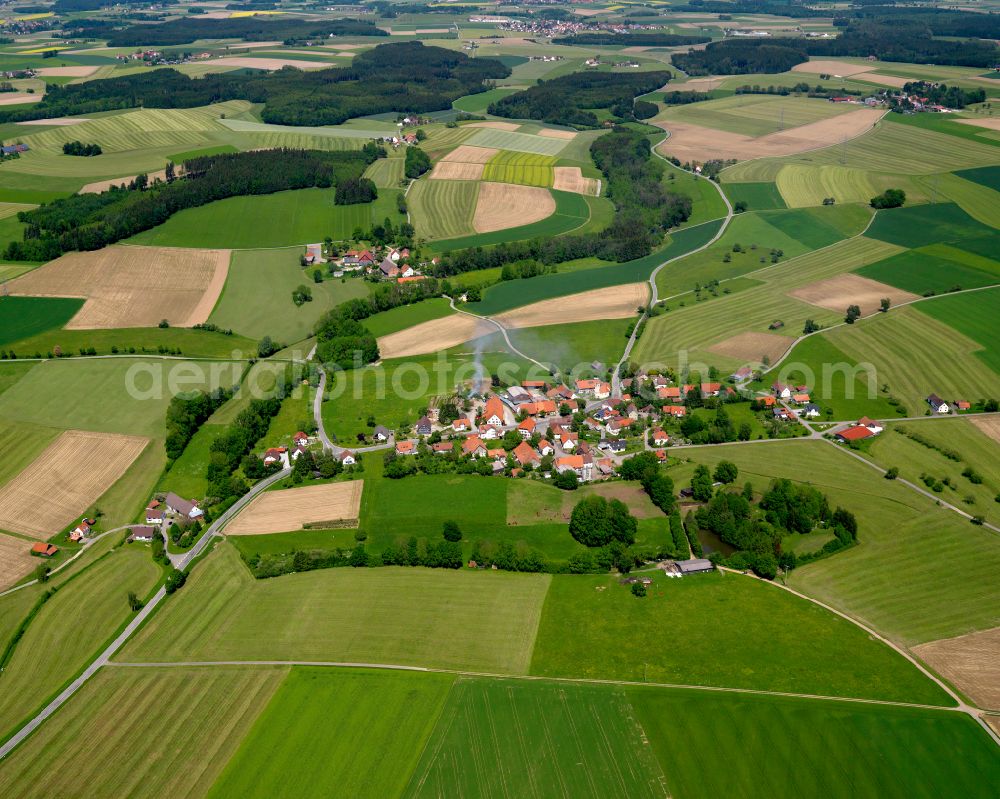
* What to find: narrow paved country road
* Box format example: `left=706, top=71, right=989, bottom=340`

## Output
left=0, top=467, right=290, bottom=762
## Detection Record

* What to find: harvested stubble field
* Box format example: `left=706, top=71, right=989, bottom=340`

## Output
left=956, top=117, right=1000, bottom=132
left=495, top=282, right=647, bottom=329
left=968, top=414, right=1000, bottom=444
left=537, top=127, right=577, bottom=140
left=465, top=120, right=520, bottom=131
left=377, top=313, right=493, bottom=359
left=788, top=273, right=919, bottom=317
left=429, top=160, right=483, bottom=181
left=211, top=56, right=336, bottom=70
left=657, top=108, right=884, bottom=163
left=440, top=145, right=498, bottom=164
left=913, top=627, right=1000, bottom=711
left=0, top=430, right=148, bottom=538
left=473, top=183, right=555, bottom=233
left=0, top=532, right=36, bottom=590
left=226, top=481, right=364, bottom=535
left=708, top=330, right=796, bottom=365
left=8, top=245, right=230, bottom=329
left=552, top=165, right=599, bottom=195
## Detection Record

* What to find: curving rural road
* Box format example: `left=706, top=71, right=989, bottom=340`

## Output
left=0, top=466, right=290, bottom=762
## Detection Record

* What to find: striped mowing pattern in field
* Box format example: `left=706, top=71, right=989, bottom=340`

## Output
left=723, top=119, right=1000, bottom=182
left=18, top=101, right=251, bottom=154
left=827, top=304, right=1000, bottom=403
left=363, top=156, right=405, bottom=188
left=233, top=131, right=365, bottom=151
left=219, top=117, right=385, bottom=141
left=0, top=666, right=287, bottom=798
left=405, top=678, right=668, bottom=799
left=482, top=150, right=555, bottom=187
left=466, top=127, right=568, bottom=156
left=634, top=236, right=904, bottom=369
left=661, top=94, right=854, bottom=138
left=915, top=172, right=1000, bottom=230
left=0, top=202, right=33, bottom=220
left=408, top=179, right=479, bottom=240
left=774, top=164, right=878, bottom=207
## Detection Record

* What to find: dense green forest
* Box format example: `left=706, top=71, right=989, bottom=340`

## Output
left=0, top=43, right=509, bottom=126
left=488, top=70, right=672, bottom=127
left=805, top=21, right=999, bottom=68
left=673, top=40, right=808, bottom=76
left=103, top=16, right=385, bottom=46
left=5, top=148, right=374, bottom=261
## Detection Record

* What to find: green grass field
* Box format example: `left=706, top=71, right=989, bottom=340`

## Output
left=660, top=94, right=852, bottom=138
left=0, top=297, right=83, bottom=347
left=127, top=188, right=346, bottom=249
left=408, top=179, right=478, bottom=240
left=123, top=543, right=551, bottom=674
left=158, top=423, right=221, bottom=500
left=915, top=172, right=1000, bottom=230
left=406, top=677, right=668, bottom=799
left=915, top=287, right=1000, bottom=375
left=503, top=317, right=633, bottom=370
left=210, top=668, right=455, bottom=799
left=529, top=572, right=949, bottom=704
left=672, top=440, right=1000, bottom=646
left=724, top=118, right=1000, bottom=181
left=482, top=150, right=556, bottom=188
left=758, top=333, right=901, bottom=419
left=632, top=686, right=1000, bottom=799
left=208, top=247, right=371, bottom=343
left=0, top=665, right=286, bottom=798
left=826, top=304, right=1000, bottom=406
left=363, top=155, right=406, bottom=188
left=451, top=86, right=521, bottom=114
left=857, top=245, right=1000, bottom=295
left=465, top=127, right=568, bottom=156
left=955, top=164, right=1000, bottom=192
left=5, top=326, right=256, bottom=361
left=363, top=297, right=454, bottom=338
left=865, top=202, right=998, bottom=250
left=661, top=163, right=729, bottom=226
left=723, top=181, right=786, bottom=210
left=0, top=548, right=159, bottom=742
left=0, top=358, right=246, bottom=437
left=865, top=419, right=1000, bottom=526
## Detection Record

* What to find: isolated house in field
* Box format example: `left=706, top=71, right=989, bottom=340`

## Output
left=164, top=492, right=203, bottom=519
left=31, top=542, right=58, bottom=557
left=130, top=526, right=156, bottom=543
left=372, top=425, right=390, bottom=442
left=482, top=396, right=506, bottom=427
left=927, top=394, right=950, bottom=414
left=836, top=425, right=873, bottom=443
left=857, top=416, right=884, bottom=435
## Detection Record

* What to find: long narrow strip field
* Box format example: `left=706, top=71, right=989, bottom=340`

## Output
left=0, top=430, right=148, bottom=538
left=465, top=127, right=569, bottom=156
left=209, top=668, right=455, bottom=799
left=482, top=150, right=556, bottom=188
left=0, top=666, right=286, bottom=798
left=659, top=94, right=858, bottom=138
left=408, top=179, right=479, bottom=240
left=0, top=548, right=160, bottom=743
left=405, top=678, right=668, bottom=799
left=122, top=543, right=551, bottom=674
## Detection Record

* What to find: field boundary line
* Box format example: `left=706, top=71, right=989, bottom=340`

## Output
left=104, top=658, right=970, bottom=714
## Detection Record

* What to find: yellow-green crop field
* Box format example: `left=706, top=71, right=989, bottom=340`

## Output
left=482, top=150, right=555, bottom=187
